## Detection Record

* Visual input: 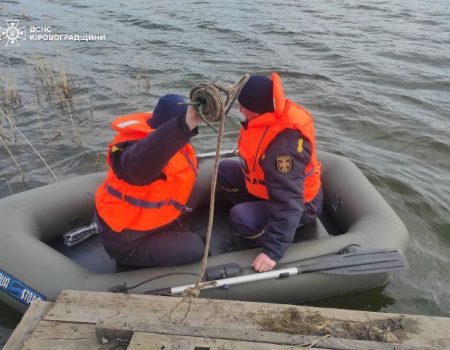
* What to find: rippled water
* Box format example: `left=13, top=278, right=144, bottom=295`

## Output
left=1, top=0, right=449, bottom=345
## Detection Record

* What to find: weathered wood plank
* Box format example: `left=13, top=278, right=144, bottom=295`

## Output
left=128, top=332, right=328, bottom=350
left=22, top=320, right=127, bottom=350
left=95, top=320, right=133, bottom=345
left=93, top=319, right=427, bottom=350
left=4, top=301, right=52, bottom=350
left=44, top=290, right=448, bottom=349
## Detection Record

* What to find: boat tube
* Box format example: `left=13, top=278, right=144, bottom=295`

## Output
left=0, top=151, right=409, bottom=313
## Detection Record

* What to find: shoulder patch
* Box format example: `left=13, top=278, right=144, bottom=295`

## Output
left=111, top=145, right=122, bottom=152
left=277, top=155, right=292, bottom=173
left=297, top=138, right=303, bottom=153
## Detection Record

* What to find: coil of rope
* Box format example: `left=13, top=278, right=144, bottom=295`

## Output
left=185, top=74, right=249, bottom=297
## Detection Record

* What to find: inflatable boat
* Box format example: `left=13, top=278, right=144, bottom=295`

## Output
left=0, top=151, right=409, bottom=313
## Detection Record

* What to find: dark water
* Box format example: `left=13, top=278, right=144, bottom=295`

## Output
left=0, top=0, right=449, bottom=345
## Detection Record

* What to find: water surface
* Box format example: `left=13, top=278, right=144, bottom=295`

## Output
left=1, top=0, right=449, bottom=345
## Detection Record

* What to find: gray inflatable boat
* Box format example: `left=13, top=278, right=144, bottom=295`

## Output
left=0, top=151, right=409, bottom=313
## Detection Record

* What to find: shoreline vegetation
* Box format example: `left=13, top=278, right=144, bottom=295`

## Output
left=0, top=52, right=152, bottom=196
left=1, top=52, right=79, bottom=189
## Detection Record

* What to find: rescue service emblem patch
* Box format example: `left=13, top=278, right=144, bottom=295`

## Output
left=277, top=155, right=292, bottom=173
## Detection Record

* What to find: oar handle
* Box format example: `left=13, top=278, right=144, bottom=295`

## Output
left=169, top=267, right=299, bottom=295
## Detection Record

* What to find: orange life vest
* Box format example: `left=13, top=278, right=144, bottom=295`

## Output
left=238, top=73, right=321, bottom=202
left=95, top=112, right=198, bottom=233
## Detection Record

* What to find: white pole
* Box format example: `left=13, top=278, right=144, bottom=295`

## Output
left=171, top=267, right=299, bottom=295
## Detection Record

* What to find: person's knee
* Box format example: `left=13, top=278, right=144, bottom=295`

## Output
left=218, top=159, right=227, bottom=175
left=134, top=230, right=204, bottom=267
left=230, top=201, right=270, bottom=234
left=301, top=190, right=323, bottom=225
left=218, top=159, right=240, bottom=187
left=218, top=160, right=231, bottom=186
left=171, top=232, right=204, bottom=265
left=229, top=205, right=242, bottom=230
left=187, top=232, right=205, bottom=262
left=229, top=204, right=254, bottom=235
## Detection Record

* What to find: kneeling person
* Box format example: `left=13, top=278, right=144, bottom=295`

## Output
left=94, top=94, right=205, bottom=267
left=218, top=74, right=323, bottom=272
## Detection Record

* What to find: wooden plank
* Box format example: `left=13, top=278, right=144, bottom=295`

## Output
left=22, top=320, right=127, bottom=350
left=96, top=319, right=133, bottom=344
left=4, top=301, right=52, bottom=350
left=44, top=291, right=448, bottom=349
left=93, top=319, right=425, bottom=350
left=128, top=332, right=328, bottom=350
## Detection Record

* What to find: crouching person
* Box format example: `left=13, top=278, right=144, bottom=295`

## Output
left=94, top=94, right=205, bottom=267
left=218, top=74, right=323, bottom=272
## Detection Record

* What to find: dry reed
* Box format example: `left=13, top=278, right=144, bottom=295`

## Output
left=136, top=67, right=151, bottom=91
left=0, top=58, right=22, bottom=108
left=257, top=307, right=403, bottom=343
left=0, top=52, right=91, bottom=185
left=0, top=51, right=151, bottom=190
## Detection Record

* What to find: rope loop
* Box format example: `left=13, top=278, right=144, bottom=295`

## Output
left=189, top=83, right=224, bottom=123
left=189, top=74, right=249, bottom=124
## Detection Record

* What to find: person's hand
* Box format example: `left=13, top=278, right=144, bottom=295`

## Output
left=252, top=253, right=276, bottom=272
left=185, top=105, right=204, bottom=130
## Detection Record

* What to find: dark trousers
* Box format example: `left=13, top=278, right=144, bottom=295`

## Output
left=218, top=159, right=322, bottom=246
left=96, top=215, right=204, bottom=267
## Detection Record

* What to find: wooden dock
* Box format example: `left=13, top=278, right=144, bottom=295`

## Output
left=4, top=290, right=450, bottom=349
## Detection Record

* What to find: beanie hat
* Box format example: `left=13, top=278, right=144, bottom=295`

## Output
left=238, top=75, right=274, bottom=114
left=149, top=94, right=187, bottom=128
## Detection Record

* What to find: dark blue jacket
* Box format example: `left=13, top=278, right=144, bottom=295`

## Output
left=111, top=115, right=196, bottom=185
left=258, top=128, right=314, bottom=261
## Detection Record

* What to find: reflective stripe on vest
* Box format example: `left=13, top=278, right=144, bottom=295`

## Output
left=106, top=184, right=185, bottom=211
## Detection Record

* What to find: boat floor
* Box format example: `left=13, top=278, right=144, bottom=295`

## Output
left=48, top=204, right=339, bottom=274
